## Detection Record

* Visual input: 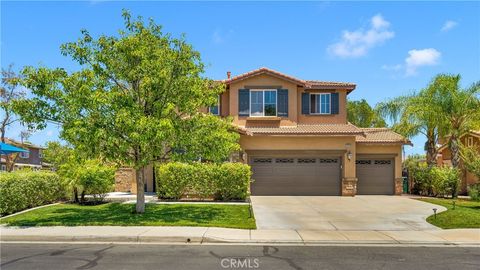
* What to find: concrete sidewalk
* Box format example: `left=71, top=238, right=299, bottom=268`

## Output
left=1, top=226, right=479, bottom=245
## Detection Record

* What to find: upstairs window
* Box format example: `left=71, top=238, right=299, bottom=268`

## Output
left=208, top=95, right=220, bottom=115
left=250, top=90, right=277, bottom=117
left=20, top=151, right=29, bottom=159
left=310, top=93, right=331, bottom=114
left=467, top=137, right=474, bottom=147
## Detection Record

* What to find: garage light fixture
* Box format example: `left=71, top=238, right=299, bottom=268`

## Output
left=347, top=151, right=352, bottom=161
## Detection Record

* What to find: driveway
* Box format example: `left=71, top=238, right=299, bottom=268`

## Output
left=251, top=196, right=446, bottom=231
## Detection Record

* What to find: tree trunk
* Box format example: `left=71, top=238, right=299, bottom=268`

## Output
left=73, top=188, right=79, bottom=203
left=450, top=135, right=461, bottom=168
left=135, top=167, right=145, bottom=214
left=425, top=139, right=437, bottom=167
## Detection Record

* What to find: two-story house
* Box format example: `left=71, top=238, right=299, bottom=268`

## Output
left=116, top=67, right=410, bottom=196
left=0, top=138, right=49, bottom=171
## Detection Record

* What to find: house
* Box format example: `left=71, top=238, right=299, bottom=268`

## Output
left=0, top=138, right=50, bottom=171
left=116, top=67, right=411, bottom=196
left=436, top=130, right=480, bottom=194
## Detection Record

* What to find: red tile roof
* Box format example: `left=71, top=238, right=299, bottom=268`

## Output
left=221, top=67, right=356, bottom=92
left=238, top=123, right=364, bottom=136
left=356, top=128, right=411, bottom=145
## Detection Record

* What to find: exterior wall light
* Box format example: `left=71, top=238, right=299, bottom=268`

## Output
left=347, top=151, right=352, bottom=161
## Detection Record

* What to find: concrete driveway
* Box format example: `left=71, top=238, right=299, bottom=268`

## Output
left=250, top=196, right=446, bottom=231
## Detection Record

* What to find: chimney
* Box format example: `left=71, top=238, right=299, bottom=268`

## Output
left=227, top=71, right=231, bottom=79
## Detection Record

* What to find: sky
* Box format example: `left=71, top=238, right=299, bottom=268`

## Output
left=1, top=1, right=480, bottom=156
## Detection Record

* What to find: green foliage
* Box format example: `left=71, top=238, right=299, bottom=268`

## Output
left=460, top=145, right=480, bottom=179
left=420, top=198, right=480, bottom=229
left=430, top=166, right=460, bottom=198
left=42, top=141, right=76, bottom=170
left=468, top=184, right=480, bottom=201
left=347, top=99, right=386, bottom=128
left=157, top=162, right=251, bottom=201
left=0, top=170, right=66, bottom=216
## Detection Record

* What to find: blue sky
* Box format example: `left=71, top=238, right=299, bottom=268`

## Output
left=2, top=1, right=480, bottom=156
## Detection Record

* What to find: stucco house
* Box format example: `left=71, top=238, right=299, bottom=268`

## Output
left=0, top=138, right=50, bottom=171
left=436, top=130, right=480, bottom=194
left=116, top=67, right=411, bottom=196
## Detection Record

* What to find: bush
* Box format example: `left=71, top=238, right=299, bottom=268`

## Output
left=156, top=162, right=251, bottom=201
left=76, top=160, right=116, bottom=203
left=468, top=184, right=480, bottom=201
left=0, top=170, right=66, bottom=216
left=430, top=166, right=460, bottom=198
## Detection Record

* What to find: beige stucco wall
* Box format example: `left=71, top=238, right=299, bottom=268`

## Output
left=240, top=135, right=357, bottom=179
left=356, top=143, right=403, bottom=180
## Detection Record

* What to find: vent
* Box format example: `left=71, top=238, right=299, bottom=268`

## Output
left=253, top=158, right=272, bottom=163
left=319, top=158, right=338, bottom=163
left=356, top=160, right=371, bottom=165
left=275, top=158, right=294, bottom=163
left=298, top=158, right=316, bottom=164
left=374, top=160, right=392, bottom=165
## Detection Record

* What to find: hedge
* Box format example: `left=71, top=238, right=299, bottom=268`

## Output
left=156, top=162, right=251, bottom=201
left=0, top=170, right=66, bottom=216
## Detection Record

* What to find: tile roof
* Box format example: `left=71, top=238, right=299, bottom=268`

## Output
left=238, top=123, right=364, bottom=136
left=222, top=67, right=356, bottom=92
left=356, top=128, right=411, bottom=145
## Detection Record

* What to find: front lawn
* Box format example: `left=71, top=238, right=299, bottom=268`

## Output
left=0, top=203, right=256, bottom=229
left=418, top=198, right=480, bottom=229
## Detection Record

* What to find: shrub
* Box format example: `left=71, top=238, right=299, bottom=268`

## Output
left=0, top=170, right=66, bottom=216
left=156, top=162, right=251, bottom=201
left=430, top=166, right=460, bottom=198
left=76, top=160, right=116, bottom=202
left=468, top=184, right=480, bottom=201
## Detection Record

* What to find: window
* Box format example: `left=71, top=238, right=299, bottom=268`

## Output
left=467, top=137, right=474, bottom=147
left=1, top=165, right=6, bottom=171
left=208, top=95, right=220, bottom=115
left=250, top=90, right=277, bottom=117
left=310, top=93, right=331, bottom=114
left=20, top=151, right=29, bottom=159
left=39, top=149, right=44, bottom=158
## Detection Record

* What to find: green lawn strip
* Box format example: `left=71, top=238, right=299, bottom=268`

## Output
left=418, top=198, right=480, bottom=229
left=0, top=203, right=256, bottom=229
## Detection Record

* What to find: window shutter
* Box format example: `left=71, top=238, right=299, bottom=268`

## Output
left=238, top=89, right=250, bottom=116
left=277, top=89, right=288, bottom=117
left=301, top=92, right=310, bottom=115
left=331, top=92, right=339, bottom=114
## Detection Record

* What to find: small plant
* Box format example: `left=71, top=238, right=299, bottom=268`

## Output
left=468, top=184, right=480, bottom=201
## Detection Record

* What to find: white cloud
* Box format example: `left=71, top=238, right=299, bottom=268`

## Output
left=328, top=14, right=395, bottom=58
left=46, top=130, right=54, bottom=137
left=405, top=48, right=441, bottom=76
left=441, top=20, right=458, bottom=32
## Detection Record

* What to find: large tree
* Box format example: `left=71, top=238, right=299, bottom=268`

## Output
left=13, top=11, right=239, bottom=213
left=431, top=74, right=480, bottom=169
left=347, top=99, right=386, bottom=128
left=1, top=64, right=26, bottom=171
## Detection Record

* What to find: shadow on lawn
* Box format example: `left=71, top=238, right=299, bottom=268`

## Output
left=5, top=203, right=229, bottom=227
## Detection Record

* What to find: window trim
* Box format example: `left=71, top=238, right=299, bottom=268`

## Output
left=249, top=89, right=277, bottom=117
left=467, top=136, right=474, bottom=147
left=208, top=95, right=220, bottom=115
left=20, top=151, right=29, bottom=159
left=310, top=93, right=331, bottom=115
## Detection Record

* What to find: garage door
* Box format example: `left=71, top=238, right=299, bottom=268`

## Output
left=356, top=158, right=394, bottom=195
left=250, top=157, right=341, bottom=196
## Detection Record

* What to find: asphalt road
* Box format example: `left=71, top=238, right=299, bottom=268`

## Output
left=1, top=243, right=479, bottom=270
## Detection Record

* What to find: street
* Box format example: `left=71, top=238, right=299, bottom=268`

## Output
left=1, top=243, right=479, bottom=270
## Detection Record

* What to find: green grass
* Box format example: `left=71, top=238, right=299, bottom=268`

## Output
left=0, top=203, right=256, bottom=229
left=418, top=198, right=480, bottom=229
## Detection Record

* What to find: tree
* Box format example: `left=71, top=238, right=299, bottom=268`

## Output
left=431, top=74, right=480, bottom=169
left=13, top=11, right=239, bottom=213
left=1, top=64, right=26, bottom=171
left=461, top=145, right=480, bottom=180
left=377, top=86, right=444, bottom=167
left=347, top=99, right=386, bottom=128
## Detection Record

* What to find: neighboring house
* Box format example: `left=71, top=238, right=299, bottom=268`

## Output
left=116, top=67, right=411, bottom=196
left=0, top=138, right=50, bottom=171
left=436, top=130, right=480, bottom=194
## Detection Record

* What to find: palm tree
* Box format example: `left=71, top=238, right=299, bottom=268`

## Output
left=376, top=88, right=443, bottom=167
left=431, top=74, right=480, bottom=169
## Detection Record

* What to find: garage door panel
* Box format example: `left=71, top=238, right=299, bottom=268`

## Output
left=251, top=156, right=341, bottom=196
left=356, top=159, right=394, bottom=195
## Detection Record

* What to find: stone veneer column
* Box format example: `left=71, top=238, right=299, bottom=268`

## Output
left=342, top=177, right=358, bottom=196
left=394, top=177, right=403, bottom=195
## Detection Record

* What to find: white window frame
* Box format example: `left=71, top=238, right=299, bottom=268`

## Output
left=20, top=151, right=29, bottom=159
left=310, top=93, right=331, bottom=115
left=1, top=164, right=6, bottom=171
left=208, top=95, right=220, bottom=115
left=249, top=89, right=277, bottom=117
left=467, top=136, right=474, bottom=147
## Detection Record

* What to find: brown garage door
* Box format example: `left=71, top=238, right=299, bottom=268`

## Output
left=250, top=157, right=341, bottom=196
left=356, top=158, right=394, bottom=195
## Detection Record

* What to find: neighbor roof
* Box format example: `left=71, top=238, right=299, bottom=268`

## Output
left=238, top=123, right=364, bottom=136
left=356, top=128, right=411, bottom=145
left=5, top=138, right=45, bottom=149
left=221, top=67, right=356, bottom=92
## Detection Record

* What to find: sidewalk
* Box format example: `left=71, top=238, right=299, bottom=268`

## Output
left=1, top=226, right=479, bottom=245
